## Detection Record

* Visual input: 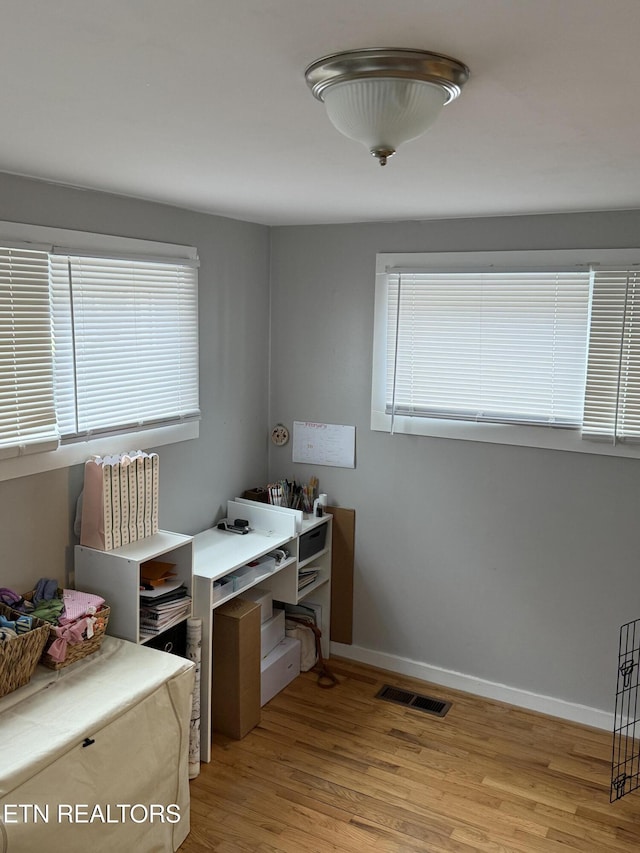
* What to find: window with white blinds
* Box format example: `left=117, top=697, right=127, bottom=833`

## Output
left=372, top=250, right=640, bottom=455
left=583, top=269, right=640, bottom=442
left=50, top=253, right=200, bottom=440
left=385, top=270, right=592, bottom=427
left=0, top=246, right=59, bottom=458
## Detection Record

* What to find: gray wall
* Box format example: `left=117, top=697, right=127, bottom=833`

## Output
left=0, top=173, right=271, bottom=592
left=268, top=211, right=640, bottom=713
left=3, top=170, right=639, bottom=715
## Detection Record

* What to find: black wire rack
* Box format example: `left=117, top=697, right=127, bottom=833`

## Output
left=611, top=618, right=640, bottom=801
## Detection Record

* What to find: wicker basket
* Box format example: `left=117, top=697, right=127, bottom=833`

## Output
left=0, top=603, right=50, bottom=697
left=41, top=605, right=110, bottom=670
left=23, top=590, right=110, bottom=670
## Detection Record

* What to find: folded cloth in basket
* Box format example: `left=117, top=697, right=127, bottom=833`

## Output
left=0, top=614, right=33, bottom=634
left=0, top=588, right=33, bottom=612
left=58, top=589, right=105, bottom=626
left=47, top=616, right=95, bottom=662
left=29, top=577, right=64, bottom=623
left=30, top=599, right=64, bottom=624
left=32, top=577, right=59, bottom=606
left=0, top=627, right=18, bottom=641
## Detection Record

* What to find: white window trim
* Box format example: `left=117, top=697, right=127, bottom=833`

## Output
left=0, top=221, right=199, bottom=483
left=372, top=249, right=640, bottom=459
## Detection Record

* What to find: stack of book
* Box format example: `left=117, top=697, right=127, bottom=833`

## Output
left=297, top=568, right=319, bottom=592
left=139, top=580, right=191, bottom=640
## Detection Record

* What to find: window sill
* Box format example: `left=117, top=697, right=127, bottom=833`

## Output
left=0, top=421, right=199, bottom=483
left=371, top=410, right=640, bottom=460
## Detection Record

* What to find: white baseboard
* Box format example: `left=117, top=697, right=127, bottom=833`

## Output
left=330, top=642, right=612, bottom=731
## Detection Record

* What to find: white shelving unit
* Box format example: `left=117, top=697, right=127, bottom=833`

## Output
left=266, top=515, right=332, bottom=655
left=75, top=530, right=193, bottom=644
left=193, top=499, right=332, bottom=761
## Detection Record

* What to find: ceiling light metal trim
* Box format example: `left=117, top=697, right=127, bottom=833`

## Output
left=304, top=48, right=470, bottom=104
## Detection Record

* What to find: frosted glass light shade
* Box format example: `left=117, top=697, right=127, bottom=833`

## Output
left=305, top=48, right=470, bottom=165
left=322, top=78, right=446, bottom=160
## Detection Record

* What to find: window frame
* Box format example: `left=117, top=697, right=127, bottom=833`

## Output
left=0, top=221, right=199, bottom=483
left=372, top=249, right=640, bottom=458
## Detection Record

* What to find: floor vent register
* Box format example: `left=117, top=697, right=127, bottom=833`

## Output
left=375, top=684, right=451, bottom=717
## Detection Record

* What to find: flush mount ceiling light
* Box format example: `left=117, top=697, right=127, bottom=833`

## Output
left=305, top=48, right=470, bottom=166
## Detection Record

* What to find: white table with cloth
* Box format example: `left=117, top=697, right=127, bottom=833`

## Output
left=0, top=636, right=194, bottom=853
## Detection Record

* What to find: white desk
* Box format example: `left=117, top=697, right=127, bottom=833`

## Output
left=192, top=525, right=292, bottom=583
left=193, top=500, right=332, bottom=760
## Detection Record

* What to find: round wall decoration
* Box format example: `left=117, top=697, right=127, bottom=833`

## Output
left=271, top=423, right=290, bottom=446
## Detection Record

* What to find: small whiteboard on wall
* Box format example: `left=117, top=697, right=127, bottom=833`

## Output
left=292, top=421, right=356, bottom=468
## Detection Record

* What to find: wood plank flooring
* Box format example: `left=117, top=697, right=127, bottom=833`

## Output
left=180, top=658, right=640, bottom=852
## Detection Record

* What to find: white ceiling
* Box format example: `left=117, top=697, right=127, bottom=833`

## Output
left=2, top=0, right=640, bottom=226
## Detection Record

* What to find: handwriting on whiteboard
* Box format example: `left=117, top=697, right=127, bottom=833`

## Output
left=292, top=421, right=355, bottom=468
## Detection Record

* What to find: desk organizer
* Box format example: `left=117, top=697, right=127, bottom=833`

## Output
left=212, top=576, right=235, bottom=603
left=299, top=524, right=327, bottom=562
left=230, top=565, right=256, bottom=591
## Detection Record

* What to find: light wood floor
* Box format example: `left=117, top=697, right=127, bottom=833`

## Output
left=180, top=658, right=640, bottom=852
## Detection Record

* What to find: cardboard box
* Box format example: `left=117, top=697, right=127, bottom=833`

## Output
left=212, top=597, right=261, bottom=739
left=261, top=637, right=301, bottom=706
left=260, top=608, right=285, bottom=658
left=241, top=587, right=273, bottom=623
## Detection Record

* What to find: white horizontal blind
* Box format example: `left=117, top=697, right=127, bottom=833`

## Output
left=386, top=271, right=591, bottom=427
left=50, top=254, right=199, bottom=439
left=0, top=247, right=59, bottom=457
left=583, top=269, right=640, bottom=442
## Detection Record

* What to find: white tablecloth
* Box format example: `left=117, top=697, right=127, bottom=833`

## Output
left=0, top=636, right=194, bottom=852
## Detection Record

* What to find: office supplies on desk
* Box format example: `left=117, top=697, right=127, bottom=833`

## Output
left=298, top=568, right=319, bottom=591
left=139, top=581, right=191, bottom=639
left=217, top=518, right=251, bottom=535
left=264, top=477, right=320, bottom=513
left=313, top=493, right=327, bottom=516
left=139, top=579, right=185, bottom=600
left=140, top=559, right=177, bottom=588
